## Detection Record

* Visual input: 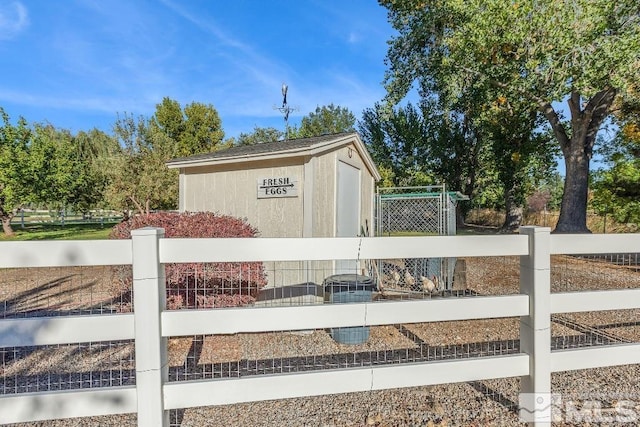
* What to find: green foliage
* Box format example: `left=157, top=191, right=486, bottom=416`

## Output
left=28, top=124, right=104, bottom=212
left=591, top=162, right=640, bottom=224
left=236, top=126, right=283, bottom=145
left=592, top=87, right=640, bottom=225
left=479, top=91, right=557, bottom=228
left=104, top=113, right=178, bottom=216
left=0, top=109, right=32, bottom=235
left=381, top=0, right=640, bottom=232
left=1, top=110, right=119, bottom=234
left=1, top=96, right=228, bottom=227
left=181, top=101, right=227, bottom=155
left=359, top=102, right=433, bottom=186
left=101, top=97, right=228, bottom=215
left=383, top=0, right=639, bottom=105
left=591, top=137, right=640, bottom=224
left=74, top=128, right=121, bottom=212
left=150, top=97, right=227, bottom=157
left=293, top=104, right=356, bottom=138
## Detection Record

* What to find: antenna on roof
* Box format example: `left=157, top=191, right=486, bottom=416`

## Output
left=273, top=82, right=298, bottom=140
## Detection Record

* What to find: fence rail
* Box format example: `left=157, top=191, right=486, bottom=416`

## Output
left=0, top=227, right=639, bottom=426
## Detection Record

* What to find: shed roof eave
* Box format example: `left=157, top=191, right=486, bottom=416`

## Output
left=166, top=132, right=381, bottom=181
left=166, top=148, right=309, bottom=169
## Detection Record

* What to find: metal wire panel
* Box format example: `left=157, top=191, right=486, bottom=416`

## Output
left=375, top=186, right=463, bottom=291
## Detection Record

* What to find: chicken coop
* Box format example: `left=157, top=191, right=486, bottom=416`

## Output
left=166, top=132, right=381, bottom=305
left=374, top=185, right=468, bottom=295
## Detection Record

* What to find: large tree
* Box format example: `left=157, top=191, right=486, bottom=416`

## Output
left=150, top=97, right=227, bottom=157
left=74, top=128, right=121, bottom=212
left=236, top=126, right=283, bottom=145
left=480, top=93, right=557, bottom=231
left=359, top=100, right=489, bottom=225
left=106, top=98, right=228, bottom=216
left=29, top=125, right=81, bottom=212
left=105, top=114, right=178, bottom=217
left=293, top=104, right=356, bottom=138
left=381, top=0, right=640, bottom=232
left=359, top=102, right=429, bottom=186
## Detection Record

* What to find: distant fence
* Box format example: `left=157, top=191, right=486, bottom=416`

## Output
left=0, top=228, right=639, bottom=426
left=9, top=209, right=122, bottom=227
left=466, top=208, right=638, bottom=233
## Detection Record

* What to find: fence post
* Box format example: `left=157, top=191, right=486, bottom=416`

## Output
left=131, top=227, right=169, bottom=427
left=519, top=226, right=552, bottom=426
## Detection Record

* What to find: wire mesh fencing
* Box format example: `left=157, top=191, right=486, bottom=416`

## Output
left=2, top=244, right=639, bottom=426
left=376, top=185, right=462, bottom=236
left=375, top=186, right=468, bottom=292
left=0, top=265, right=136, bottom=397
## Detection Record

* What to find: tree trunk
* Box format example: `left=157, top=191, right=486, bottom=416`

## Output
left=501, top=186, right=523, bottom=233
left=129, top=196, right=145, bottom=217
left=540, top=88, right=615, bottom=234
left=1, top=215, right=15, bottom=236
left=554, top=146, right=591, bottom=233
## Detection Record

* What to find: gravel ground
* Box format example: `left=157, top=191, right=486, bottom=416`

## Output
left=2, top=253, right=639, bottom=426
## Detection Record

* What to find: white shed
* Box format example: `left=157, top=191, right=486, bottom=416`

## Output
left=167, top=132, right=381, bottom=303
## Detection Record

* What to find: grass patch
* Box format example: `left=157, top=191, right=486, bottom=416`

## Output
left=0, top=222, right=117, bottom=241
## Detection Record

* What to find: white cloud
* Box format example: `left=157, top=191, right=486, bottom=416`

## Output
left=0, top=1, right=29, bottom=40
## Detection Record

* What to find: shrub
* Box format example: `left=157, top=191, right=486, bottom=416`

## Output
left=110, top=212, right=267, bottom=310
left=526, top=190, right=552, bottom=213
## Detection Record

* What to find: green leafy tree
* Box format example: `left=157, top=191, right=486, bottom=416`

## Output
left=106, top=98, right=227, bottom=216
left=237, top=126, right=283, bottom=145
left=74, top=128, right=121, bottom=212
left=150, top=97, right=227, bottom=157
left=27, top=124, right=116, bottom=216
left=359, top=102, right=434, bottom=186
left=480, top=93, right=557, bottom=230
left=591, top=159, right=640, bottom=226
left=293, top=104, right=356, bottom=138
left=29, top=125, right=82, bottom=212
left=0, top=108, right=32, bottom=235
left=591, top=97, right=640, bottom=225
left=105, top=114, right=178, bottom=216
left=381, top=0, right=640, bottom=233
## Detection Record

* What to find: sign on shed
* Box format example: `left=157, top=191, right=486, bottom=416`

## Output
left=257, top=177, right=299, bottom=199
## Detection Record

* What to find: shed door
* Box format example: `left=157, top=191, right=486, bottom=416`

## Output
left=336, top=161, right=360, bottom=274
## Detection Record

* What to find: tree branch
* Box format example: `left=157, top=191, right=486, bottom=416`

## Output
left=540, top=102, right=570, bottom=152
left=583, top=87, right=617, bottom=153
left=128, top=195, right=145, bottom=217
left=567, top=90, right=582, bottom=128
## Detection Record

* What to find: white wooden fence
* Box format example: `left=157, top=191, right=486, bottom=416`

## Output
left=0, top=227, right=639, bottom=426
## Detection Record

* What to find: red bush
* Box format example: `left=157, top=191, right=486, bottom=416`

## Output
left=110, top=212, right=267, bottom=310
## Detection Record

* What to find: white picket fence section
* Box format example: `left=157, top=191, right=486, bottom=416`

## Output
left=0, top=227, right=639, bottom=426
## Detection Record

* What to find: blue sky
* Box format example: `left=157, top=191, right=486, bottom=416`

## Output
left=0, top=0, right=395, bottom=139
